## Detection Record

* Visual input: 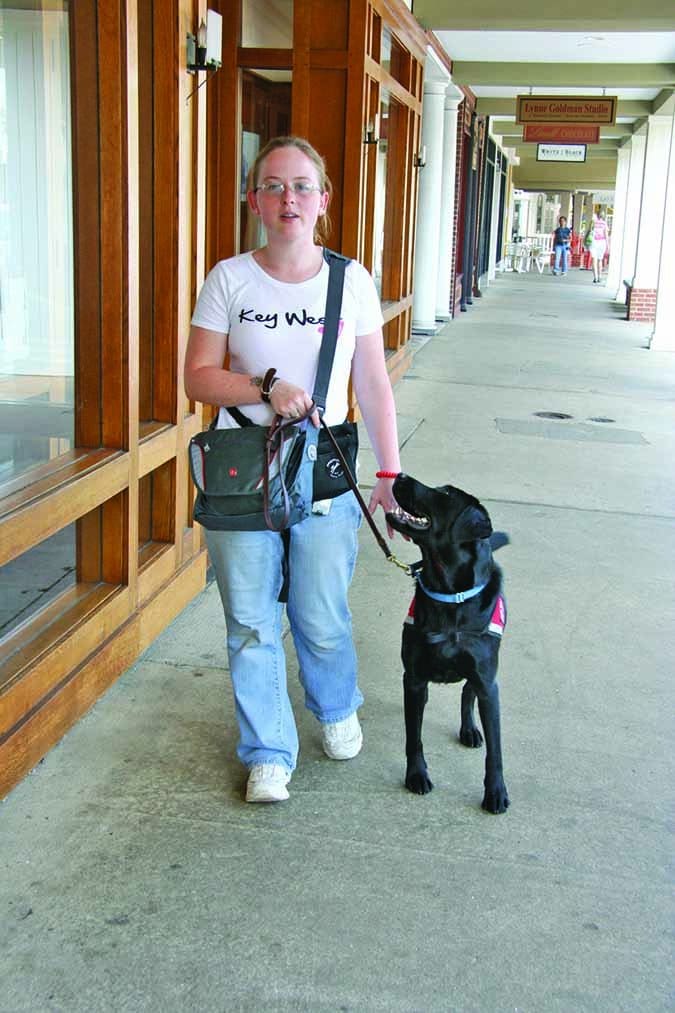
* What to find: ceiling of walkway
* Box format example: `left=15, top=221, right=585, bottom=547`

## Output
left=413, top=0, right=675, bottom=194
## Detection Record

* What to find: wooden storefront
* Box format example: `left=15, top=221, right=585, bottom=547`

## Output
left=0, top=0, right=427, bottom=798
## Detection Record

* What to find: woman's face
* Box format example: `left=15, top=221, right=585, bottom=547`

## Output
left=247, top=146, right=329, bottom=243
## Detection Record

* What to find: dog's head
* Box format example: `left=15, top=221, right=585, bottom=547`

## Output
left=386, top=474, right=493, bottom=561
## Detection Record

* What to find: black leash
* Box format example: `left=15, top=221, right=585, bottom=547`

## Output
left=318, top=419, right=413, bottom=576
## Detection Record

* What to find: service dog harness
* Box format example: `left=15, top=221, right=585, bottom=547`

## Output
left=404, top=562, right=507, bottom=644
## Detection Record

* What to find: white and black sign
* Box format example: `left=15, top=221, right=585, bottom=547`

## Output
left=536, top=144, right=587, bottom=163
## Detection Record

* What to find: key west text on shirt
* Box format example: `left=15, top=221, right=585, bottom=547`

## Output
left=238, top=308, right=344, bottom=333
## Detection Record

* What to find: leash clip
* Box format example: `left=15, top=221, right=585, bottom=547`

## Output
left=387, top=552, right=414, bottom=576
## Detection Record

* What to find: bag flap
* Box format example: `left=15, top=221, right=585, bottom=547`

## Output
left=189, top=427, right=268, bottom=495
left=189, top=425, right=306, bottom=496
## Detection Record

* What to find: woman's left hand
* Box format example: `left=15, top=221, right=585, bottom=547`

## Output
left=368, top=477, right=400, bottom=539
left=269, top=379, right=320, bottom=427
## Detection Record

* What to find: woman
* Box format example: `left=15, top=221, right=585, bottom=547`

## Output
left=590, top=210, right=609, bottom=283
left=184, top=137, right=401, bottom=803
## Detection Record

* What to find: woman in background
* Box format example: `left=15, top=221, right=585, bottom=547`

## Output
left=590, top=210, right=609, bottom=283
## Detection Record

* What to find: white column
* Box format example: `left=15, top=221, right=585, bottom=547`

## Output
left=651, top=111, right=675, bottom=351
left=434, top=84, right=463, bottom=320
left=413, top=80, right=448, bottom=333
left=554, top=192, right=568, bottom=223
left=487, top=150, right=503, bottom=280
left=514, top=193, right=527, bottom=238
left=563, top=192, right=573, bottom=219
left=617, top=131, right=647, bottom=296
left=633, top=115, right=673, bottom=291
left=505, top=179, right=515, bottom=244
left=606, top=143, right=631, bottom=297
left=571, top=192, right=583, bottom=235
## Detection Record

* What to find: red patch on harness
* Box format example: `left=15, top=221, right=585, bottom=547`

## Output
left=404, top=596, right=416, bottom=624
left=489, top=596, right=507, bottom=636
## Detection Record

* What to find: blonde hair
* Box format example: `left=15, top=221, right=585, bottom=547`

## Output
left=248, top=135, right=333, bottom=245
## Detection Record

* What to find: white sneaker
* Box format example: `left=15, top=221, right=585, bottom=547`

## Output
left=245, top=764, right=290, bottom=803
left=321, top=712, right=363, bottom=760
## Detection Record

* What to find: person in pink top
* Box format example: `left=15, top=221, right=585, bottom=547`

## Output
left=590, top=210, right=609, bottom=284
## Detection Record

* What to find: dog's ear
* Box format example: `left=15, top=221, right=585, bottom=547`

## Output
left=453, top=504, right=493, bottom=542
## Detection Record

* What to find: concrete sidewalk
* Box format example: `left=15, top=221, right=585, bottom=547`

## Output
left=2, top=270, right=674, bottom=1013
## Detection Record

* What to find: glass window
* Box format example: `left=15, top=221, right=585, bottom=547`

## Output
left=372, top=90, right=391, bottom=296
left=138, top=1, right=155, bottom=428
left=0, top=4, right=74, bottom=492
left=239, top=70, right=292, bottom=253
left=371, top=90, right=405, bottom=302
left=380, top=27, right=410, bottom=89
left=242, top=0, right=293, bottom=48
left=381, top=27, right=392, bottom=76
left=139, top=460, right=174, bottom=556
left=0, top=523, right=75, bottom=640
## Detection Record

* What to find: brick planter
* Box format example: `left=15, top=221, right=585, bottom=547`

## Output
left=626, top=287, right=657, bottom=322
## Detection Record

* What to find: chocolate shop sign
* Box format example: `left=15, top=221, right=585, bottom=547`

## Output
left=517, top=96, right=617, bottom=125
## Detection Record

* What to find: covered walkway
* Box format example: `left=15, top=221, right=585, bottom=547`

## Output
left=2, top=274, right=674, bottom=1012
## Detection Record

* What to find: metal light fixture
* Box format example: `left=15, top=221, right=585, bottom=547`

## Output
left=187, top=9, right=223, bottom=74
left=363, top=113, right=380, bottom=145
left=414, top=145, right=426, bottom=168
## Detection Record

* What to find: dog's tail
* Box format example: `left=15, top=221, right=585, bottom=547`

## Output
left=490, top=531, right=510, bottom=552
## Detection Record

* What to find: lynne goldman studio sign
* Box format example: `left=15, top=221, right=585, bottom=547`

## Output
left=517, top=96, right=618, bottom=125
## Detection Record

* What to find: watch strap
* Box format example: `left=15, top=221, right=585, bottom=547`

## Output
left=260, top=367, right=277, bottom=403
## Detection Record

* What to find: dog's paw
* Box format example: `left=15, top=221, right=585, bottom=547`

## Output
left=481, top=782, right=509, bottom=814
left=406, top=769, right=434, bottom=795
left=459, top=725, right=483, bottom=748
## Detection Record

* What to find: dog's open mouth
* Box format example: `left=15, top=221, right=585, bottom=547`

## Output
left=388, top=505, right=430, bottom=531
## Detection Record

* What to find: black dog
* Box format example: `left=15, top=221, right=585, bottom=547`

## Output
left=386, top=475, right=509, bottom=814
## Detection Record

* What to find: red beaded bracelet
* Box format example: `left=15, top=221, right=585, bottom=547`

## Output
left=376, top=470, right=399, bottom=479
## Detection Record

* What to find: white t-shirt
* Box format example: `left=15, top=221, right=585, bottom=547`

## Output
left=191, top=251, right=384, bottom=428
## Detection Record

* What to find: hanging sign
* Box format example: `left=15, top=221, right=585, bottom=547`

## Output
left=517, top=96, right=617, bottom=125
left=536, top=144, right=587, bottom=163
left=523, top=123, right=600, bottom=144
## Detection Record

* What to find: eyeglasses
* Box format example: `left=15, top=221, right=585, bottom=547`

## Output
left=255, top=181, right=323, bottom=197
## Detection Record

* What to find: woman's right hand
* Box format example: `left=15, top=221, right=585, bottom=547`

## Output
left=269, top=379, right=320, bottom=427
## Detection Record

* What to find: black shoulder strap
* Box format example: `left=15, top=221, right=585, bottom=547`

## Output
left=312, top=249, right=350, bottom=413
left=224, top=405, right=253, bottom=428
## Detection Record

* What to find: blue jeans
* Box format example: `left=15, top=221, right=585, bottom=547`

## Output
left=205, top=491, right=363, bottom=773
left=554, top=244, right=569, bottom=273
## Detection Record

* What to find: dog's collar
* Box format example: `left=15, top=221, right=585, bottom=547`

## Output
left=415, top=573, right=488, bottom=604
